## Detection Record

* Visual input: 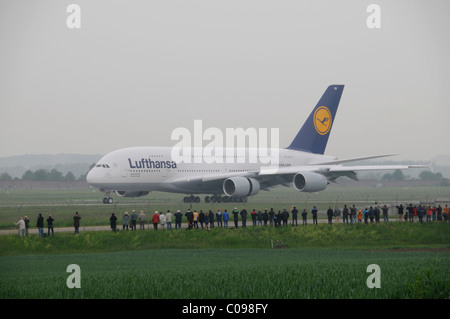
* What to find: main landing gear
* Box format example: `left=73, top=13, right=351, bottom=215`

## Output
left=183, top=195, right=248, bottom=203
left=102, top=191, right=113, bottom=204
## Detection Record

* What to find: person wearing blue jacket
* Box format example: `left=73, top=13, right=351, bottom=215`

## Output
left=223, top=209, right=229, bottom=228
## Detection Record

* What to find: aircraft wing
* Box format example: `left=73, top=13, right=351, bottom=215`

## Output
left=167, top=163, right=427, bottom=187
left=258, top=163, right=428, bottom=181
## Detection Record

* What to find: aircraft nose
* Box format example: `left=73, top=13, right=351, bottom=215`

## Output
left=86, top=168, right=98, bottom=185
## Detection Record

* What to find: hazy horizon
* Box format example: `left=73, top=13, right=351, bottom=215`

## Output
left=1, top=1, right=449, bottom=161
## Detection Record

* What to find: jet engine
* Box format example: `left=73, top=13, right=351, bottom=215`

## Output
left=223, top=177, right=260, bottom=197
left=293, top=172, right=328, bottom=192
left=115, top=191, right=150, bottom=198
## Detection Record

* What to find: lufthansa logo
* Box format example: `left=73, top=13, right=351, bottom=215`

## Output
left=313, top=106, right=332, bottom=135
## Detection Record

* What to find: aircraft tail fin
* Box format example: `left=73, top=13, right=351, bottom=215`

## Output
left=286, top=85, right=344, bottom=154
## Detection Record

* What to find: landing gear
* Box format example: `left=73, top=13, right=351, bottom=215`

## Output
left=183, top=195, right=200, bottom=203
left=183, top=194, right=248, bottom=204
left=102, top=190, right=113, bottom=204
left=206, top=195, right=247, bottom=203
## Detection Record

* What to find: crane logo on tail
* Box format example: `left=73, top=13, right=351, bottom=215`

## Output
left=314, top=106, right=332, bottom=135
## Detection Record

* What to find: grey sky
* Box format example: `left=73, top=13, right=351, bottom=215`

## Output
left=1, top=0, right=449, bottom=161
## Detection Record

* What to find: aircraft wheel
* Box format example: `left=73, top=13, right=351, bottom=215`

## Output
left=194, top=196, right=200, bottom=203
left=183, top=196, right=190, bottom=203
left=205, top=196, right=211, bottom=203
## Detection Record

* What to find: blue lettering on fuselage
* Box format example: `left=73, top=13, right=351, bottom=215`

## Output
left=128, top=158, right=177, bottom=169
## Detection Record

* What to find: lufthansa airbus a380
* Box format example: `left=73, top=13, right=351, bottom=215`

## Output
left=86, top=85, right=426, bottom=204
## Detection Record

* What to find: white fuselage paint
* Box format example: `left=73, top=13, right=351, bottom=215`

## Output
left=86, top=147, right=335, bottom=194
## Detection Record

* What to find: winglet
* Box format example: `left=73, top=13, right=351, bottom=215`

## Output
left=286, top=85, right=344, bottom=154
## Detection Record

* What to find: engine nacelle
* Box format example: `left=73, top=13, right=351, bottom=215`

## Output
left=115, top=191, right=150, bottom=198
left=293, top=172, right=328, bottom=192
left=223, top=177, right=260, bottom=197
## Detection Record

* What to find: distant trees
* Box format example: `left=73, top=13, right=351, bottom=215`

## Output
left=382, top=169, right=448, bottom=185
left=382, top=170, right=405, bottom=181
left=0, top=173, right=12, bottom=181
left=21, top=169, right=83, bottom=181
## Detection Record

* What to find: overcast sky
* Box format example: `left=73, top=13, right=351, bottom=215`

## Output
left=0, top=0, right=449, bottom=161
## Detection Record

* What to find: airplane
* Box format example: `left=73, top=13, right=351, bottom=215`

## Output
left=86, top=84, right=427, bottom=204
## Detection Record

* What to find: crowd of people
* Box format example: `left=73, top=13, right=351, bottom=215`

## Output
left=13, top=203, right=449, bottom=237
left=111, top=203, right=450, bottom=232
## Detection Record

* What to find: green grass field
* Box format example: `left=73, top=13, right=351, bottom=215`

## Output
left=0, top=223, right=449, bottom=299
left=0, top=246, right=448, bottom=299
left=0, top=186, right=449, bottom=299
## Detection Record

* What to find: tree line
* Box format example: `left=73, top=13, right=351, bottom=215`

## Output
left=0, top=168, right=89, bottom=181
left=0, top=168, right=447, bottom=184
left=382, top=169, right=447, bottom=184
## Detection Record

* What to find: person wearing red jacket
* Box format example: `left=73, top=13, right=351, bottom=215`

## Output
left=152, top=211, right=160, bottom=230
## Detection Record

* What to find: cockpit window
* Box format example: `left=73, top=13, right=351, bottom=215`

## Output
left=96, top=164, right=110, bottom=168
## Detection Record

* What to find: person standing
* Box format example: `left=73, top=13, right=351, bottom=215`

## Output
left=73, top=212, right=81, bottom=234
left=232, top=208, right=239, bottom=229
left=257, top=211, right=263, bottom=226
left=130, top=210, right=138, bottom=231
left=311, top=206, right=318, bottom=225
left=15, top=217, right=26, bottom=237
left=223, top=209, right=229, bottom=228
left=437, top=205, right=442, bottom=222
left=407, top=204, right=414, bottom=223
left=199, top=210, right=205, bottom=229
left=350, top=205, right=357, bottom=224
left=374, top=206, right=380, bottom=223
left=204, top=211, right=210, bottom=230
left=396, top=204, right=404, bottom=222
left=152, top=211, right=160, bottom=230
left=47, top=215, right=54, bottom=236
left=327, top=206, right=333, bottom=225
left=363, top=208, right=369, bottom=224
left=334, top=206, right=341, bottom=223
left=174, top=210, right=183, bottom=229
left=443, top=205, right=449, bottom=223
left=291, top=206, right=298, bottom=226
left=240, top=207, right=247, bottom=228
left=123, top=212, right=130, bottom=231
left=185, top=209, right=194, bottom=229
left=216, top=209, right=223, bottom=228
left=251, top=209, right=257, bottom=226
left=282, top=209, right=289, bottom=227
left=368, top=206, right=374, bottom=223
left=301, top=209, right=307, bottom=226
left=160, top=212, right=167, bottom=229
left=24, top=216, right=29, bottom=236
left=426, top=206, right=432, bottom=223
left=382, top=205, right=389, bottom=223
left=269, top=208, right=275, bottom=226
left=138, top=210, right=146, bottom=230
left=166, top=210, right=172, bottom=230
left=110, top=213, right=117, bottom=232
left=208, top=210, right=215, bottom=229
left=342, top=205, right=349, bottom=224
left=417, top=205, right=424, bottom=223
left=263, top=210, right=269, bottom=226
left=37, top=213, right=44, bottom=237
left=193, top=210, right=199, bottom=229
